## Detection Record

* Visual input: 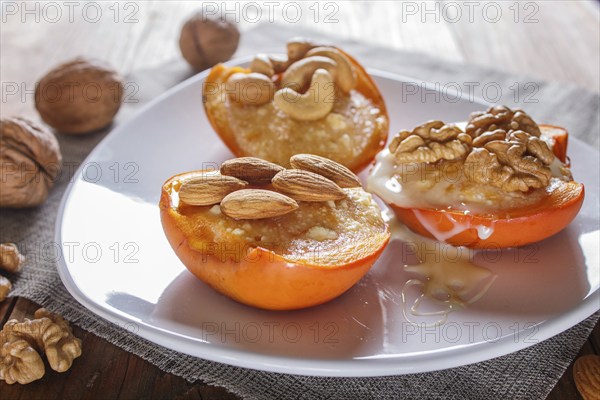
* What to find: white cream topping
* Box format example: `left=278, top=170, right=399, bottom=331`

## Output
left=367, top=148, right=496, bottom=242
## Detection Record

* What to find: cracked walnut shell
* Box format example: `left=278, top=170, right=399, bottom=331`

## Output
left=179, top=12, right=240, bottom=71
left=0, top=308, right=82, bottom=384
left=35, top=58, right=124, bottom=134
left=389, top=120, right=472, bottom=163
left=0, top=117, right=62, bottom=208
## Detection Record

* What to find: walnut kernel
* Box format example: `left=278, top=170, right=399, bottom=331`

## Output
left=465, top=130, right=554, bottom=192
left=466, top=105, right=541, bottom=138
left=393, top=107, right=561, bottom=193
left=390, top=120, right=472, bottom=164
left=0, top=276, right=11, bottom=302
left=0, top=308, right=82, bottom=384
left=0, top=243, right=25, bottom=273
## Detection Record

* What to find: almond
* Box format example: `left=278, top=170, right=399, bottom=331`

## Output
left=574, top=355, right=600, bottom=400
left=272, top=169, right=346, bottom=202
left=220, top=189, right=298, bottom=219
left=290, top=154, right=361, bottom=188
left=220, top=157, right=284, bottom=184
left=179, top=173, right=247, bottom=206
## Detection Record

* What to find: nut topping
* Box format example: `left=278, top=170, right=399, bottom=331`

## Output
left=179, top=174, right=247, bottom=206
left=177, top=156, right=363, bottom=218
left=472, top=129, right=507, bottom=147
left=305, top=47, right=357, bottom=92
left=280, top=56, right=338, bottom=92
left=466, top=105, right=541, bottom=138
left=272, top=169, right=346, bottom=202
left=249, top=54, right=275, bottom=77
left=226, top=72, right=275, bottom=105
left=274, top=69, right=335, bottom=121
left=287, top=37, right=316, bottom=61
left=465, top=128, right=555, bottom=192
left=290, top=154, right=361, bottom=188
left=390, top=120, right=472, bottom=164
left=224, top=39, right=360, bottom=121
left=220, top=189, right=298, bottom=219
left=391, top=107, right=561, bottom=193
left=220, top=157, right=284, bottom=184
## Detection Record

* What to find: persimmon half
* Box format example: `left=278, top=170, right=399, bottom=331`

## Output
left=370, top=124, right=584, bottom=249
left=203, top=40, right=389, bottom=173
left=160, top=171, right=390, bottom=310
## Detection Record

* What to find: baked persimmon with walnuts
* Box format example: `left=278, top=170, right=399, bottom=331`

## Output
left=368, top=106, right=584, bottom=249
left=203, top=38, right=389, bottom=173
left=160, top=155, right=390, bottom=310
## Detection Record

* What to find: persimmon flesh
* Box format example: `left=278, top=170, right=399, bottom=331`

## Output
left=203, top=47, right=389, bottom=173
left=160, top=171, right=390, bottom=310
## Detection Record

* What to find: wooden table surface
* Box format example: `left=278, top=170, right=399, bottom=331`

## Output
left=1, top=1, right=599, bottom=399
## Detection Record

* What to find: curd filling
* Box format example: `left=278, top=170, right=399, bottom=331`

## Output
left=367, top=148, right=569, bottom=216
left=205, top=89, right=387, bottom=167
left=170, top=181, right=388, bottom=266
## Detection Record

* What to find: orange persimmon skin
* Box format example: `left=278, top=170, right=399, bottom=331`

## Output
left=203, top=48, right=389, bottom=174
left=389, top=125, right=584, bottom=249
left=540, top=124, right=569, bottom=164
left=160, top=172, right=390, bottom=310
left=390, top=180, right=584, bottom=249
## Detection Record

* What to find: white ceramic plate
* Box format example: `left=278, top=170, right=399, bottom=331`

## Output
left=56, top=60, right=600, bottom=377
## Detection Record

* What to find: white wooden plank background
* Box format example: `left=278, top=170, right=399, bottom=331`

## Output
left=2, top=1, right=598, bottom=121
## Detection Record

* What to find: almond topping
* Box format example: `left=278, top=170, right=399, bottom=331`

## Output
left=179, top=174, right=247, bottom=206
left=272, top=169, right=346, bottom=202
left=220, top=189, right=298, bottom=219
left=290, top=154, right=361, bottom=188
left=220, top=157, right=284, bottom=184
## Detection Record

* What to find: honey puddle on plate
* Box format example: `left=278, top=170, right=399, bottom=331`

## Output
left=383, top=211, right=497, bottom=326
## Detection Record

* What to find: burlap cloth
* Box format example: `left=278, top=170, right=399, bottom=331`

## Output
left=2, top=25, right=599, bottom=400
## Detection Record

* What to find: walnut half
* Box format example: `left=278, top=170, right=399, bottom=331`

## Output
left=465, top=130, right=555, bottom=192
left=466, top=105, right=541, bottom=138
left=0, top=276, right=11, bottom=302
left=0, top=308, right=82, bottom=384
left=390, top=106, right=561, bottom=193
left=389, top=120, right=472, bottom=164
left=0, top=243, right=25, bottom=273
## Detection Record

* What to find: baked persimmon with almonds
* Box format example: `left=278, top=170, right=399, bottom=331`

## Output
left=203, top=38, right=389, bottom=172
left=368, top=105, right=584, bottom=249
left=160, top=155, right=390, bottom=310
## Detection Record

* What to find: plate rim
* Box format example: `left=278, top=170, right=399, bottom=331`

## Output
left=54, top=61, right=600, bottom=377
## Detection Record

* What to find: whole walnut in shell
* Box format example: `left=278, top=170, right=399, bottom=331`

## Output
left=35, top=58, right=124, bottom=134
left=0, top=117, right=62, bottom=208
left=179, top=12, right=240, bottom=71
